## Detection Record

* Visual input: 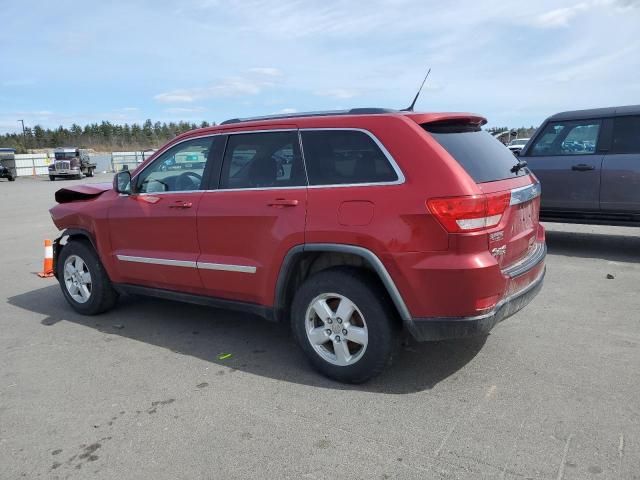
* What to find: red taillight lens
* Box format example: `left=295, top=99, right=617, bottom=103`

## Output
left=427, top=192, right=511, bottom=233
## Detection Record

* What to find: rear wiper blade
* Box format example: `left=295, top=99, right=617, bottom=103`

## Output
left=510, top=159, right=528, bottom=173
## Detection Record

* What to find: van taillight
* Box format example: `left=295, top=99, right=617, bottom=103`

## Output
left=426, top=192, right=511, bottom=233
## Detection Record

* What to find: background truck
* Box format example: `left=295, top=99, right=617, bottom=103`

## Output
left=49, top=147, right=96, bottom=180
left=0, top=148, right=16, bottom=181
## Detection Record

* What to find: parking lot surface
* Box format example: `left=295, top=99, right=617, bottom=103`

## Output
left=1, top=175, right=639, bottom=479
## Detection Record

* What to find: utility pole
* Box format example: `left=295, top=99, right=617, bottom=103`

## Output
left=18, top=119, right=26, bottom=151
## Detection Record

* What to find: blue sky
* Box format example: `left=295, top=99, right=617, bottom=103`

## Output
left=1, top=0, right=639, bottom=134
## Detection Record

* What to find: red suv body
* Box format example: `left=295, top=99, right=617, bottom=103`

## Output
left=50, top=109, right=545, bottom=382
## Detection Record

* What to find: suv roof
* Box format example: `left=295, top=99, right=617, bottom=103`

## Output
left=549, top=104, right=640, bottom=121
left=220, top=108, right=399, bottom=125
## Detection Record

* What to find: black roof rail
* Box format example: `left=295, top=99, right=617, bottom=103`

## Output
left=220, top=108, right=398, bottom=125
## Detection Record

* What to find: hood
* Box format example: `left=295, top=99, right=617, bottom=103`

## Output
left=55, top=183, right=112, bottom=203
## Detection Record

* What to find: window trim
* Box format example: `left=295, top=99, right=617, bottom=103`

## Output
left=611, top=115, right=640, bottom=155
left=218, top=129, right=307, bottom=191
left=299, top=127, right=406, bottom=189
left=132, top=133, right=219, bottom=194
left=526, top=118, right=603, bottom=158
left=130, top=127, right=406, bottom=194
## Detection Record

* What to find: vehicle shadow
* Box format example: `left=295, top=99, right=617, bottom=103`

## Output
left=545, top=229, right=640, bottom=263
left=8, top=285, right=486, bottom=394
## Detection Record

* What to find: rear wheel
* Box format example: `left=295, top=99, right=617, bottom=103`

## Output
left=57, top=240, right=118, bottom=315
left=8, top=175, right=14, bottom=181
left=291, top=267, right=397, bottom=383
left=86, top=168, right=94, bottom=177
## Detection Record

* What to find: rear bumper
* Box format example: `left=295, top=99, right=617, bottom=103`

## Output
left=406, top=255, right=545, bottom=342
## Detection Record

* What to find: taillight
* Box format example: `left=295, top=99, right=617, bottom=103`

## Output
left=427, top=192, right=511, bottom=233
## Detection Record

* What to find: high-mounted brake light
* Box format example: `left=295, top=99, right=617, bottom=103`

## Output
left=427, top=192, right=511, bottom=233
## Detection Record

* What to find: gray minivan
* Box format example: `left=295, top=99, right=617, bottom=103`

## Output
left=520, top=105, right=640, bottom=226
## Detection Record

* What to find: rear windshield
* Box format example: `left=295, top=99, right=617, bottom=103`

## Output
left=425, top=126, right=526, bottom=183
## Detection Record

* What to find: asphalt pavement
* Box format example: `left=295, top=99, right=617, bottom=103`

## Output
left=1, top=175, right=639, bottom=479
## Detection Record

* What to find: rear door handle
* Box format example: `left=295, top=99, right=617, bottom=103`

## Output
left=267, top=199, right=299, bottom=207
left=571, top=164, right=595, bottom=171
left=168, top=201, right=193, bottom=209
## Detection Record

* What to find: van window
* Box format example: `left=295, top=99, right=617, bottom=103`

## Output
left=220, top=131, right=305, bottom=189
left=426, top=127, right=525, bottom=183
left=612, top=116, right=640, bottom=154
left=529, top=120, right=601, bottom=156
left=301, top=130, right=398, bottom=186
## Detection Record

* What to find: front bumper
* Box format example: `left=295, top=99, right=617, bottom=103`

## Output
left=407, top=261, right=545, bottom=342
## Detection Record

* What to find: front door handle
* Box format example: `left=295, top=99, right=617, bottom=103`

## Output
left=168, top=201, right=193, bottom=209
left=267, top=199, right=299, bottom=207
left=572, top=164, right=595, bottom=171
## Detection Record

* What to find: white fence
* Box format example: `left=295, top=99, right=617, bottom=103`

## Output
left=111, top=151, right=155, bottom=172
left=14, top=153, right=51, bottom=177
left=11, top=151, right=155, bottom=177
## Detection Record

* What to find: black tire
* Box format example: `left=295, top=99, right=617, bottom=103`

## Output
left=8, top=176, right=15, bottom=181
left=87, top=169, right=94, bottom=177
left=57, top=240, right=119, bottom=315
left=291, top=267, right=398, bottom=383
left=49, top=175, right=55, bottom=181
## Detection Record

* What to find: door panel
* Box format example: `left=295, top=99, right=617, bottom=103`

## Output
left=524, top=119, right=603, bottom=211
left=105, top=135, right=218, bottom=293
left=196, top=129, right=307, bottom=306
left=196, top=189, right=306, bottom=305
left=601, top=116, right=640, bottom=212
left=108, top=192, right=204, bottom=292
left=526, top=154, right=604, bottom=211
left=601, top=154, right=640, bottom=212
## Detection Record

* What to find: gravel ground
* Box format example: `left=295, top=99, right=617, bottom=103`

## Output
left=1, top=175, right=639, bottom=479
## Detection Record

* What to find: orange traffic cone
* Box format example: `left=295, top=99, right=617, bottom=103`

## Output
left=38, top=239, right=54, bottom=278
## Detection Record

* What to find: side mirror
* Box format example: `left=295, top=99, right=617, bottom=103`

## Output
left=114, top=170, right=132, bottom=194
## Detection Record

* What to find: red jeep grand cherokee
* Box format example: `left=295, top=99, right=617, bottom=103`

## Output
left=50, top=109, right=546, bottom=383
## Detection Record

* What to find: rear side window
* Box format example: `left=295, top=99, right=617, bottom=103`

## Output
left=427, top=128, right=525, bottom=183
left=612, top=116, right=640, bottom=154
left=301, top=130, right=398, bottom=186
left=220, top=131, right=305, bottom=189
left=529, top=120, right=601, bottom=156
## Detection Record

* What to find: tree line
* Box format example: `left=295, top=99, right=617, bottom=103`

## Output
left=0, top=120, right=214, bottom=153
left=1, top=120, right=538, bottom=153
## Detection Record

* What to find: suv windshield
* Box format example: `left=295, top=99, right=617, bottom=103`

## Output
left=425, top=125, right=526, bottom=183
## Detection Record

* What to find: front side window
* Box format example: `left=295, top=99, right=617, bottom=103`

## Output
left=529, top=120, right=601, bottom=156
left=301, top=130, right=398, bottom=186
left=612, top=116, right=640, bottom=154
left=220, top=131, right=305, bottom=189
left=136, top=137, right=212, bottom=193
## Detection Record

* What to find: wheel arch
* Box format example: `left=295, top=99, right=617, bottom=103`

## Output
left=53, top=228, right=97, bottom=278
left=274, top=243, right=412, bottom=327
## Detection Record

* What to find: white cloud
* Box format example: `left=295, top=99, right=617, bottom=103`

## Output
left=165, top=106, right=207, bottom=113
left=532, top=3, right=590, bottom=28
left=154, top=77, right=273, bottom=103
left=314, top=88, right=358, bottom=99
left=248, top=67, right=282, bottom=77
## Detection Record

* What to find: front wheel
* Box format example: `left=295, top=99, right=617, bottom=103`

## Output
left=8, top=175, right=15, bottom=181
left=57, top=240, right=118, bottom=315
left=86, top=169, right=94, bottom=177
left=291, top=267, right=397, bottom=383
left=49, top=175, right=55, bottom=181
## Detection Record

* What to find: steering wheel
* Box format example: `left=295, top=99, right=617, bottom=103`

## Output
left=175, top=171, right=202, bottom=190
